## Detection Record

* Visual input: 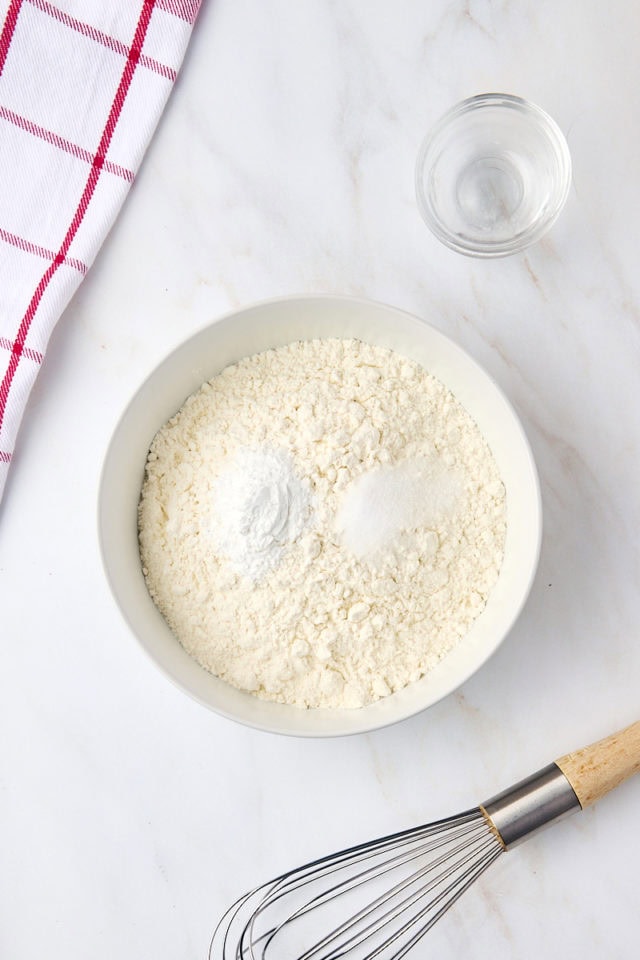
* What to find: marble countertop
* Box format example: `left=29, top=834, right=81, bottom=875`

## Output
left=2, top=1, right=639, bottom=957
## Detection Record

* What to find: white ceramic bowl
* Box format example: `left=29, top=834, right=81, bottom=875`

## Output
left=98, top=295, right=541, bottom=737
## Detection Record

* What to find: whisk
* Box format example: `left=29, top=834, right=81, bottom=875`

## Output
left=210, top=720, right=640, bottom=960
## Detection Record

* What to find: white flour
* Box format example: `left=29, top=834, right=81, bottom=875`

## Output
left=139, top=338, right=506, bottom=709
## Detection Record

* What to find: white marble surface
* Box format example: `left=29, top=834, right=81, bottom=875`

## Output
left=1, top=1, right=640, bottom=957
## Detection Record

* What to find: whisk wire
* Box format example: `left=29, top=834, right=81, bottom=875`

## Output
left=283, top=824, right=502, bottom=960
left=386, top=839, right=504, bottom=960
left=265, top=811, right=487, bottom=925
left=211, top=808, right=504, bottom=960
left=242, top=810, right=482, bottom=940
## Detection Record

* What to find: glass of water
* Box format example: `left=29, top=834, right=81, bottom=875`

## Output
left=415, top=94, right=571, bottom=258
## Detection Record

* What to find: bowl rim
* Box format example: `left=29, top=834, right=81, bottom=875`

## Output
left=415, top=92, right=572, bottom=258
left=98, top=293, right=542, bottom=738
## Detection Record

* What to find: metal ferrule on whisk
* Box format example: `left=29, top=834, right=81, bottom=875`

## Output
left=481, top=763, right=581, bottom=850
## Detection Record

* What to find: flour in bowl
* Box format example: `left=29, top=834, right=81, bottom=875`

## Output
left=138, top=338, right=506, bottom=709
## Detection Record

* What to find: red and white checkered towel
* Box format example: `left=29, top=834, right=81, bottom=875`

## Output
left=0, top=0, right=201, bottom=504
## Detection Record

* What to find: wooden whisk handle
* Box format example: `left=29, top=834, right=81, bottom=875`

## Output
left=555, top=720, right=640, bottom=809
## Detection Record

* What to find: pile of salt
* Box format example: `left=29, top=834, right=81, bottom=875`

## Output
left=336, top=456, right=461, bottom=559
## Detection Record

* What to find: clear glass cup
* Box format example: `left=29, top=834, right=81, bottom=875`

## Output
left=415, top=94, right=572, bottom=258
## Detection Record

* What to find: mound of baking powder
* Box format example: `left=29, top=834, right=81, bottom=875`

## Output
left=211, top=446, right=311, bottom=581
left=138, top=338, right=506, bottom=709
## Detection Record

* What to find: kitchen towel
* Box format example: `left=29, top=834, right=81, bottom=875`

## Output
left=0, top=0, right=201, bottom=505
